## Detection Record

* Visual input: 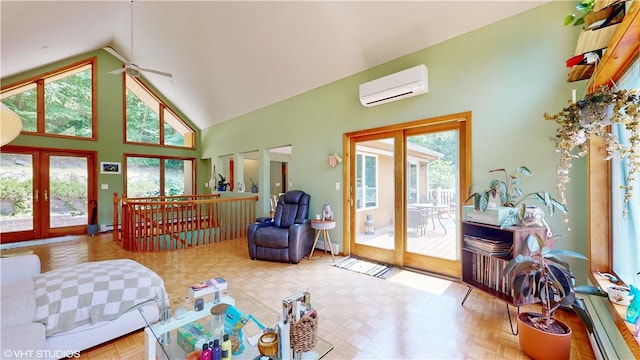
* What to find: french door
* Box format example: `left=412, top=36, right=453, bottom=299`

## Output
left=0, top=147, right=96, bottom=243
left=346, top=113, right=471, bottom=278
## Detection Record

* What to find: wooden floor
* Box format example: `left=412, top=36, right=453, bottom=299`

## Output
left=1, top=234, right=596, bottom=360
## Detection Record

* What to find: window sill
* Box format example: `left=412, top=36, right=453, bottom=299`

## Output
left=590, top=272, right=640, bottom=355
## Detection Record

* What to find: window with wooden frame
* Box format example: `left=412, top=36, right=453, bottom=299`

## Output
left=124, top=155, right=195, bottom=198
left=586, top=2, right=639, bottom=355
left=0, top=59, right=96, bottom=139
left=124, top=75, right=195, bottom=148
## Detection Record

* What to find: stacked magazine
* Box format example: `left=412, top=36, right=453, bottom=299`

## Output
left=463, top=235, right=512, bottom=257
left=188, top=277, right=228, bottom=299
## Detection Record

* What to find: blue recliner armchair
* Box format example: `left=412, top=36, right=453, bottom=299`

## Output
left=248, top=190, right=314, bottom=264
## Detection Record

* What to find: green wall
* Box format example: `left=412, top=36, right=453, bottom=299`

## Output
left=2, top=49, right=205, bottom=228
left=202, top=1, right=590, bottom=263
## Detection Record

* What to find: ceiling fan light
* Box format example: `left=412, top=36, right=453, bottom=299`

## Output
left=0, top=103, right=23, bottom=146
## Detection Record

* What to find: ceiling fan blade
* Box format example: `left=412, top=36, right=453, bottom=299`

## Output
left=108, top=68, right=127, bottom=75
left=103, top=46, right=129, bottom=63
left=138, top=67, right=173, bottom=78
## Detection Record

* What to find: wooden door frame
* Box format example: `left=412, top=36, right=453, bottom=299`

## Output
left=343, top=112, right=472, bottom=278
left=0, top=146, right=97, bottom=243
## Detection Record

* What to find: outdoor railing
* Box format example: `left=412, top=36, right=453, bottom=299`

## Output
left=112, top=192, right=258, bottom=251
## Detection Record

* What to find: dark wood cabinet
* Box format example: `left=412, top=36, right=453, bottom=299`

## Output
left=461, top=221, right=548, bottom=306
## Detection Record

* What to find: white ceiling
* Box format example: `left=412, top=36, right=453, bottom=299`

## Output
left=1, top=1, right=548, bottom=130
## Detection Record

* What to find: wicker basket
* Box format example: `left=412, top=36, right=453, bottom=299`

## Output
left=289, top=310, right=318, bottom=353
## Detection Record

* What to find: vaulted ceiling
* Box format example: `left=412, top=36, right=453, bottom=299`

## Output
left=1, top=1, right=548, bottom=129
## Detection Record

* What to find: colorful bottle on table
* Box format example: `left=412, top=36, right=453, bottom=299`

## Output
left=200, top=343, right=211, bottom=360
left=221, top=333, right=231, bottom=360
left=212, top=339, right=221, bottom=360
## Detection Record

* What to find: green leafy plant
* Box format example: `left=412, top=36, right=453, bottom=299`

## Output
left=465, top=166, right=567, bottom=227
left=504, top=233, right=594, bottom=333
left=544, top=86, right=639, bottom=219
left=564, top=0, right=595, bottom=26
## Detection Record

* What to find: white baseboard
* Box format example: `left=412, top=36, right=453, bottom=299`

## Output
left=315, top=241, right=339, bottom=255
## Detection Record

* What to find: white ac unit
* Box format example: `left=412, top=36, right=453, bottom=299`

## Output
left=359, top=64, right=428, bottom=107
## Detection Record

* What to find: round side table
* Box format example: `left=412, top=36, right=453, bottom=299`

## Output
left=310, top=219, right=336, bottom=262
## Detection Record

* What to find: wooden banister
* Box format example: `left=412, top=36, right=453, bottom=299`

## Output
left=113, top=193, right=258, bottom=251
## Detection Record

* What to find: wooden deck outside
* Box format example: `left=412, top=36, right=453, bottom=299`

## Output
left=356, top=214, right=459, bottom=261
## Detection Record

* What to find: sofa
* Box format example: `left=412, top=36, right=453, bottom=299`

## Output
left=247, top=190, right=314, bottom=264
left=0, top=254, right=165, bottom=360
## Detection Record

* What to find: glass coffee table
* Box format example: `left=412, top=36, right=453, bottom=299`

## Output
left=139, top=285, right=333, bottom=360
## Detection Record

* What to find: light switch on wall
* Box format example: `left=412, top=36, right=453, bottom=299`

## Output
left=335, top=182, right=340, bottom=190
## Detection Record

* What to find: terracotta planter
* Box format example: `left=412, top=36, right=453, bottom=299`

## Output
left=517, top=312, right=572, bottom=360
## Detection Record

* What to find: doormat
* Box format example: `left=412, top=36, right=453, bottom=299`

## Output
left=332, top=256, right=394, bottom=279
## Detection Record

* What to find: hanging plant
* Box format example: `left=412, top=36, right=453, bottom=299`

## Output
left=544, top=85, right=639, bottom=219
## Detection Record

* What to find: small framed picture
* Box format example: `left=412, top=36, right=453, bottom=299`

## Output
left=100, top=162, right=121, bottom=174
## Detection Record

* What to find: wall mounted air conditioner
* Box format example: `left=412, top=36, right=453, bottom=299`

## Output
left=359, top=64, right=428, bottom=107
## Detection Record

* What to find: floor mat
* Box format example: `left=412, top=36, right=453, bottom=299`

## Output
left=331, top=256, right=394, bottom=279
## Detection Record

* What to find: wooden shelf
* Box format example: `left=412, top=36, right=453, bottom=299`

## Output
left=460, top=221, right=549, bottom=306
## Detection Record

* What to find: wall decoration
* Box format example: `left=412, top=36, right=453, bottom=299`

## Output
left=100, top=162, right=121, bottom=174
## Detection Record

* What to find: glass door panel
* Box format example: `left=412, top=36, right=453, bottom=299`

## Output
left=405, top=131, right=459, bottom=261
left=49, top=155, right=89, bottom=228
left=353, top=136, right=397, bottom=263
left=1, top=148, right=95, bottom=243
left=0, top=152, right=35, bottom=234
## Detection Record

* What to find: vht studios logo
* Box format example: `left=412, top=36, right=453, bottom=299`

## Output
left=3, top=349, right=80, bottom=359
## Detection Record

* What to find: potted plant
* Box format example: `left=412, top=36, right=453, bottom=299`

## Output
left=504, top=233, right=591, bottom=360
left=217, top=174, right=230, bottom=191
left=250, top=178, right=258, bottom=193
left=464, top=166, right=567, bottom=228
left=544, top=86, right=639, bottom=219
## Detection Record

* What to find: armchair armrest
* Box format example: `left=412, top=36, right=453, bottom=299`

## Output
left=0, top=254, right=41, bottom=286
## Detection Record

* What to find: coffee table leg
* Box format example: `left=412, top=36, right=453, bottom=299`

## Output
left=144, top=327, right=155, bottom=360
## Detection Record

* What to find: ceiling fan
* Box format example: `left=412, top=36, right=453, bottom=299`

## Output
left=105, top=1, right=172, bottom=79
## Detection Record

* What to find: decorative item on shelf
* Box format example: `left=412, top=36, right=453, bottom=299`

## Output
left=328, top=153, right=343, bottom=168
left=217, top=174, right=230, bottom=191
left=364, top=215, right=375, bottom=235
left=503, top=233, right=597, bottom=360
left=544, top=85, right=639, bottom=219
left=321, top=204, right=332, bottom=220
left=463, top=166, right=567, bottom=229
left=237, top=182, right=245, bottom=192
left=250, top=178, right=258, bottom=193
left=627, top=285, right=640, bottom=324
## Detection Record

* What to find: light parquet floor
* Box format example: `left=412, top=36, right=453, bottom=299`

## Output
left=1, top=234, right=595, bottom=360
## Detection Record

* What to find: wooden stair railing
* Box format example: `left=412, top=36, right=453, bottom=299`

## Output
left=112, top=193, right=258, bottom=251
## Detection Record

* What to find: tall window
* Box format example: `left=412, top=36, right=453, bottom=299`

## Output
left=611, top=56, right=639, bottom=287
left=1, top=60, right=95, bottom=138
left=125, top=155, right=194, bottom=198
left=356, top=152, right=378, bottom=210
left=125, top=75, right=194, bottom=148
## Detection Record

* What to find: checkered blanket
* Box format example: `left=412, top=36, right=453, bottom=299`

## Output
left=33, top=259, right=168, bottom=336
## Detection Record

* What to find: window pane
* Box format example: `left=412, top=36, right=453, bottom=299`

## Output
left=611, top=56, right=639, bottom=287
left=49, top=156, right=88, bottom=228
left=0, top=153, right=34, bottom=233
left=126, top=157, right=160, bottom=197
left=1, top=84, right=37, bottom=132
left=164, top=159, right=190, bottom=196
left=356, top=154, right=363, bottom=209
left=126, top=89, right=160, bottom=144
left=164, top=109, right=189, bottom=147
left=364, top=155, right=377, bottom=207
left=44, top=68, right=92, bottom=137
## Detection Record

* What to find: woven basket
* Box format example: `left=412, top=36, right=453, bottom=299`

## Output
left=289, top=312, right=318, bottom=353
